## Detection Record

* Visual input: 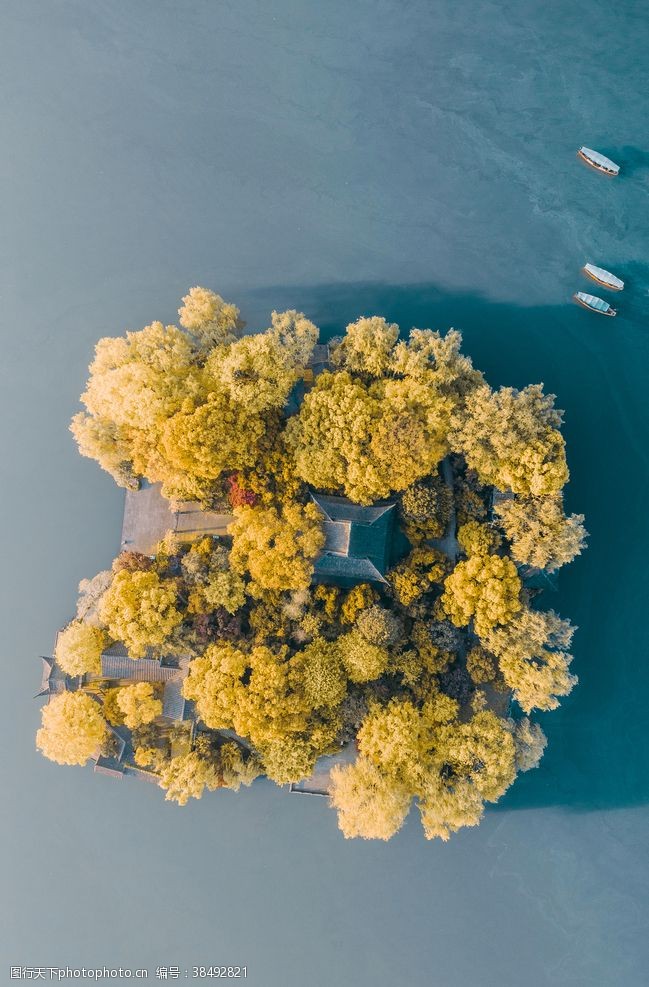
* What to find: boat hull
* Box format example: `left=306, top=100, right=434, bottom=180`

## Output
left=582, top=266, right=624, bottom=291
left=573, top=294, right=616, bottom=316
left=577, top=149, right=619, bottom=175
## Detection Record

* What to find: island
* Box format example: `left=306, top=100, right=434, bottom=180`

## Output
left=36, top=286, right=587, bottom=841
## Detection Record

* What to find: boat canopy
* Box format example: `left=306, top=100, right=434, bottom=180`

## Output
left=577, top=292, right=611, bottom=312
left=584, top=263, right=624, bottom=289
left=580, top=147, right=620, bottom=174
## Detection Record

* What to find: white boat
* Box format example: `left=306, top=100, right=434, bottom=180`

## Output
left=573, top=291, right=617, bottom=317
left=583, top=263, right=624, bottom=291
left=577, top=147, right=620, bottom=175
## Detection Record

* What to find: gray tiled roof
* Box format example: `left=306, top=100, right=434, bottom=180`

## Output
left=94, top=756, right=125, bottom=778
left=311, top=493, right=396, bottom=586
left=162, top=678, right=186, bottom=721
left=100, top=652, right=178, bottom=682
left=311, top=493, right=394, bottom=525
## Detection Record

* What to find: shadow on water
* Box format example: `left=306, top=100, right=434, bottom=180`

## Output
left=247, top=280, right=649, bottom=814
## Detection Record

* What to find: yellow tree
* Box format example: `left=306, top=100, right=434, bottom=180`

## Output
left=452, top=384, right=569, bottom=495
left=36, top=693, right=108, bottom=766
left=159, top=750, right=222, bottom=805
left=54, top=620, right=108, bottom=676
left=178, top=285, right=242, bottom=347
left=160, top=389, right=269, bottom=501
left=511, top=717, right=547, bottom=771
left=388, top=547, right=448, bottom=607
left=206, top=309, right=318, bottom=414
left=329, top=756, right=412, bottom=840
left=330, top=316, right=399, bottom=378
left=297, top=637, right=348, bottom=709
left=229, top=501, right=324, bottom=592
left=483, top=608, right=577, bottom=712
left=337, top=630, right=389, bottom=683
left=98, top=569, right=183, bottom=658
left=115, top=683, right=163, bottom=729
left=457, top=520, right=501, bottom=558
left=259, top=737, right=319, bottom=785
left=182, top=643, right=311, bottom=748
left=284, top=371, right=449, bottom=504
left=494, top=494, right=587, bottom=571
left=441, top=553, right=522, bottom=637
left=392, top=328, right=483, bottom=401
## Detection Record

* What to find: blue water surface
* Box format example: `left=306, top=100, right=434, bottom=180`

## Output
left=1, top=2, right=648, bottom=985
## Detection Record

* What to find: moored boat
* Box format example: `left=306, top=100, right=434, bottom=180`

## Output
left=583, top=263, right=624, bottom=291
left=577, top=146, right=620, bottom=175
left=573, top=291, right=617, bottom=316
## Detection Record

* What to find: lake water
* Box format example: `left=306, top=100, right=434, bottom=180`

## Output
left=1, top=2, right=648, bottom=984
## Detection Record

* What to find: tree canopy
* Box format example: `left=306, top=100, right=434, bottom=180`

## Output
left=36, top=693, right=108, bottom=766
left=41, top=287, right=586, bottom=842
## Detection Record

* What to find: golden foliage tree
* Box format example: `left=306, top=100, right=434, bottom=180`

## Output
left=159, top=750, right=222, bottom=805
left=36, top=693, right=108, bottom=766
left=338, top=629, right=389, bottom=683
left=494, top=494, right=587, bottom=572
left=483, top=608, right=577, bottom=712
left=182, top=643, right=311, bottom=747
left=284, top=371, right=450, bottom=504
left=452, top=384, right=569, bottom=495
left=388, top=547, right=448, bottom=607
left=511, top=717, right=547, bottom=771
left=298, top=637, right=347, bottom=709
left=54, top=620, right=108, bottom=676
left=98, top=569, right=183, bottom=658
left=441, top=553, right=522, bottom=637
left=391, top=328, right=483, bottom=401
left=330, top=316, right=399, bottom=378
left=457, top=520, right=501, bottom=558
left=259, top=736, right=319, bottom=785
left=115, top=683, right=163, bottom=729
left=329, top=756, right=412, bottom=841
left=229, top=501, right=324, bottom=592
left=206, top=309, right=318, bottom=414
left=178, top=286, right=242, bottom=347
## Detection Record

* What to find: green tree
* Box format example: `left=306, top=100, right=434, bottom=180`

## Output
left=36, top=693, right=108, bottom=766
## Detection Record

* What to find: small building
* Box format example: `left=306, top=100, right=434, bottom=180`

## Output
left=37, top=640, right=195, bottom=782
left=311, top=493, right=398, bottom=587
